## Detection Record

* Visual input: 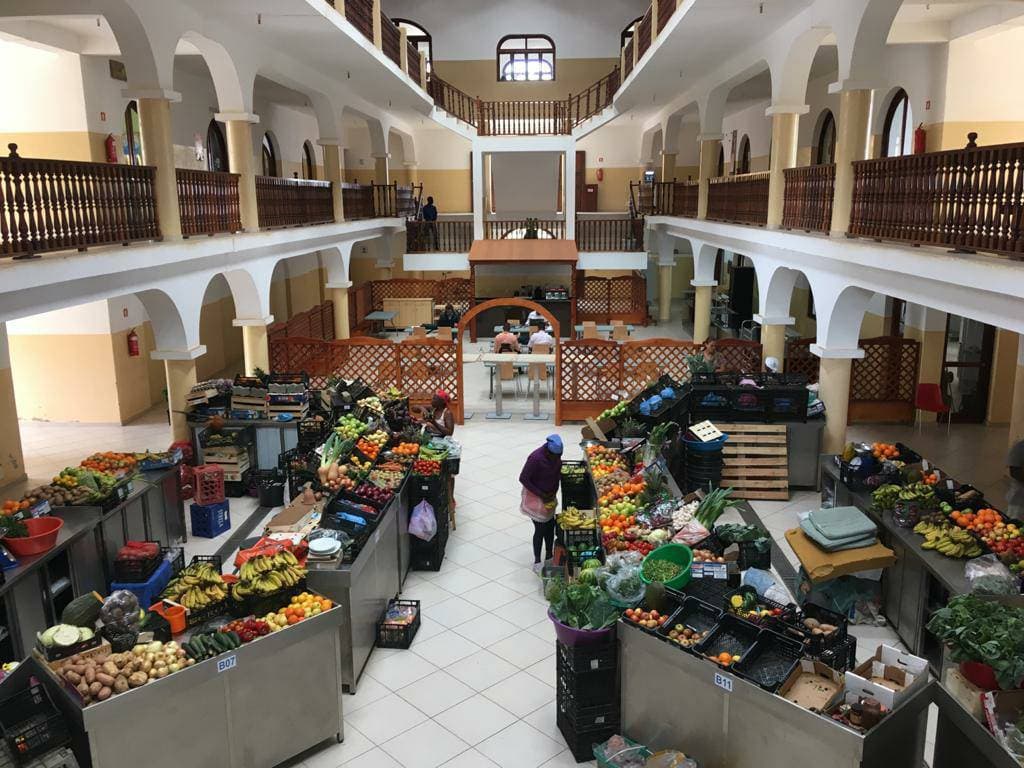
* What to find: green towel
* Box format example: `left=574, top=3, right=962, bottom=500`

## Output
left=807, top=506, right=877, bottom=541
left=799, top=518, right=877, bottom=552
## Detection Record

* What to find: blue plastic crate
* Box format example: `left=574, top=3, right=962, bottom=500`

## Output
left=190, top=499, right=231, bottom=538
left=110, top=558, right=173, bottom=610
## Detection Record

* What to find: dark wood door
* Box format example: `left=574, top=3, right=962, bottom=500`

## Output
left=941, top=314, right=995, bottom=423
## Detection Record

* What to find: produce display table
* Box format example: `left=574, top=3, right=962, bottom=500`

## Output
left=621, top=620, right=931, bottom=768
left=306, top=497, right=401, bottom=692
left=35, top=607, right=345, bottom=768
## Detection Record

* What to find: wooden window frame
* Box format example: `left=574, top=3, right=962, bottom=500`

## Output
left=497, top=34, right=556, bottom=82
left=815, top=110, right=837, bottom=165
left=882, top=88, right=911, bottom=158
left=124, top=101, right=142, bottom=166
left=205, top=119, right=228, bottom=172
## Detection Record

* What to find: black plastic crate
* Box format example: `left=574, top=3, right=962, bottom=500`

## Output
left=112, top=541, right=163, bottom=582
left=224, top=471, right=252, bottom=499
left=557, top=683, right=620, bottom=732
left=733, top=629, right=804, bottom=692
left=376, top=599, right=421, bottom=649
left=557, top=651, right=617, bottom=708
left=620, top=589, right=682, bottom=635
left=186, top=599, right=230, bottom=629
left=408, top=472, right=447, bottom=508
left=201, top=425, right=255, bottom=449
left=410, top=524, right=449, bottom=571
left=232, top=580, right=306, bottom=620
left=817, top=633, right=858, bottom=672
left=658, top=596, right=723, bottom=639
left=693, top=614, right=761, bottom=665
left=723, top=585, right=795, bottom=626
left=189, top=553, right=223, bottom=571
left=556, top=638, right=617, bottom=676
left=678, top=574, right=737, bottom=606
left=894, top=442, right=922, bottom=464
left=690, top=383, right=732, bottom=421
left=297, top=418, right=330, bottom=451
left=737, top=538, right=772, bottom=571
left=730, top=384, right=771, bottom=420
left=557, top=710, right=619, bottom=764
left=560, top=460, right=595, bottom=509
left=767, top=385, right=808, bottom=422
left=773, top=601, right=849, bottom=656
left=0, top=685, right=70, bottom=764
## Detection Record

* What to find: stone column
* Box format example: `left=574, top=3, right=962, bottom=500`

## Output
left=661, top=152, right=677, bottom=181
left=697, top=135, right=722, bottom=220
left=221, top=114, right=260, bottom=232
left=234, top=317, right=273, bottom=376
left=755, top=314, right=794, bottom=368
left=327, top=282, right=352, bottom=339
left=371, top=0, right=383, bottom=49
left=321, top=142, right=345, bottom=222
left=691, top=279, right=717, bottom=343
left=0, top=323, right=25, bottom=490
left=137, top=96, right=182, bottom=240
left=158, top=354, right=201, bottom=443
left=813, top=345, right=864, bottom=455
left=374, top=154, right=390, bottom=185
left=399, top=28, right=409, bottom=73
left=830, top=89, right=872, bottom=236
left=658, top=262, right=673, bottom=324
left=766, top=109, right=801, bottom=229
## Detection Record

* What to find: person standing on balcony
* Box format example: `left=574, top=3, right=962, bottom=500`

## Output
left=420, top=195, right=439, bottom=249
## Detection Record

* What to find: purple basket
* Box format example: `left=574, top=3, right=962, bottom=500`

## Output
left=548, top=610, right=615, bottom=647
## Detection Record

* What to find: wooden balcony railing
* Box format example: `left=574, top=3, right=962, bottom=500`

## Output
left=176, top=169, right=241, bottom=237
left=255, top=176, right=333, bottom=229
left=374, top=181, right=423, bottom=219
left=636, top=7, right=653, bottom=60
left=0, top=145, right=159, bottom=258
left=345, top=0, right=374, bottom=44
left=407, top=40, right=421, bottom=85
left=629, top=179, right=697, bottom=217
left=576, top=218, right=644, bottom=251
left=623, top=39, right=634, bottom=78
left=849, top=139, right=1024, bottom=258
left=567, top=67, right=620, bottom=126
left=782, top=164, right=835, bottom=233
left=342, top=183, right=375, bottom=220
left=707, top=172, right=770, bottom=226
left=428, top=75, right=478, bottom=127
left=479, top=100, right=569, bottom=136
left=381, top=14, right=401, bottom=68
left=658, top=0, right=677, bottom=34
left=406, top=220, right=474, bottom=253
left=674, top=180, right=699, bottom=217
left=484, top=220, right=566, bottom=240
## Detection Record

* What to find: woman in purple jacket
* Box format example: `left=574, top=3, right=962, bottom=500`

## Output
left=519, top=434, right=563, bottom=572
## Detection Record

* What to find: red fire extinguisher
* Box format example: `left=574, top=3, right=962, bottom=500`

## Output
left=596, top=168, right=604, bottom=182
left=104, top=134, right=118, bottom=164
left=127, top=328, right=140, bottom=358
left=913, top=124, right=927, bottom=155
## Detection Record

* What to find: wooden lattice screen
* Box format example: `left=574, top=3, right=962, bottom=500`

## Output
left=785, top=339, right=819, bottom=383
left=398, top=338, right=460, bottom=415
left=576, top=274, right=647, bottom=325
left=438, top=278, right=473, bottom=314
left=712, top=339, right=764, bottom=373
left=268, top=301, right=335, bottom=346
left=620, top=340, right=703, bottom=395
left=558, top=339, right=623, bottom=422
left=369, top=278, right=474, bottom=315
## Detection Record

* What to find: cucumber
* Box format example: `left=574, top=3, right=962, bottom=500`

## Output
left=182, top=642, right=196, bottom=660
left=225, top=631, right=241, bottom=649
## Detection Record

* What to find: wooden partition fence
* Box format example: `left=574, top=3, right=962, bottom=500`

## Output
left=707, top=172, right=770, bottom=226
left=380, top=13, right=401, bottom=67
left=364, top=277, right=473, bottom=318
left=484, top=219, right=566, bottom=240
left=344, top=0, right=374, bottom=43
left=623, top=39, right=634, bottom=78
left=0, top=147, right=159, bottom=258
left=567, top=68, right=620, bottom=126
left=255, top=176, right=333, bottom=228
left=849, top=140, right=1024, bottom=258
left=786, top=336, right=921, bottom=423
left=267, top=336, right=461, bottom=420
left=576, top=274, right=648, bottom=325
left=782, top=164, right=835, bottom=233
left=428, top=76, right=478, bottom=127
left=407, top=41, right=421, bottom=84
left=176, top=169, right=241, bottom=237
left=374, top=181, right=422, bottom=218
left=675, top=181, right=699, bottom=217
left=267, top=301, right=335, bottom=346
left=575, top=218, right=644, bottom=251
left=406, top=220, right=473, bottom=253
left=658, top=0, right=678, bottom=32
left=636, top=7, right=653, bottom=59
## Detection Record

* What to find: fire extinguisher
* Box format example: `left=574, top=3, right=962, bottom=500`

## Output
left=127, top=328, right=140, bottom=358
left=913, top=124, right=927, bottom=155
left=104, top=134, right=118, bottom=164
left=596, top=168, right=604, bottom=182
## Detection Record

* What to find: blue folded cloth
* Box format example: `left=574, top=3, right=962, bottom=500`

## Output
left=799, top=519, right=877, bottom=552
left=807, top=506, right=877, bottom=541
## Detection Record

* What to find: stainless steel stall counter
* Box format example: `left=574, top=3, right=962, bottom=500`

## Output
left=621, top=621, right=931, bottom=768
left=40, top=607, right=345, bottom=768
left=306, top=498, right=401, bottom=692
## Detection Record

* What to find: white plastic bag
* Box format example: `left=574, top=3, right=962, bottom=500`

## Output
left=409, top=500, right=438, bottom=542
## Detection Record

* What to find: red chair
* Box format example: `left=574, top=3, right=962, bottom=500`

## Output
left=915, top=383, right=951, bottom=434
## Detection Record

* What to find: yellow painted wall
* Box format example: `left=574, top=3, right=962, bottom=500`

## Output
left=790, top=287, right=817, bottom=340
left=924, top=121, right=1024, bottom=152
left=583, top=167, right=644, bottom=212
left=432, top=58, right=619, bottom=101
left=417, top=170, right=473, bottom=213
left=0, top=368, right=26, bottom=490
left=860, top=312, right=887, bottom=339
left=0, top=131, right=106, bottom=162
left=988, top=328, right=1019, bottom=424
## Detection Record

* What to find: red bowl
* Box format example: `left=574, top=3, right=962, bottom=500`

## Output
left=960, top=660, right=1001, bottom=691
left=3, top=516, right=64, bottom=556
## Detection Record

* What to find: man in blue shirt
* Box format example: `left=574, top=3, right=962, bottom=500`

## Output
left=420, top=196, right=438, bottom=250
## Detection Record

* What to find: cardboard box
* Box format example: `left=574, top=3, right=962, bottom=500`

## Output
left=846, top=644, right=929, bottom=709
left=784, top=527, right=896, bottom=583
left=943, top=665, right=987, bottom=722
left=265, top=497, right=322, bottom=534
left=779, top=659, right=844, bottom=712
left=981, top=689, right=1024, bottom=762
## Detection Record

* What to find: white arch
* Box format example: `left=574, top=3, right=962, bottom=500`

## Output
left=833, top=0, right=903, bottom=91
left=222, top=268, right=269, bottom=321
left=388, top=128, right=417, bottom=166
left=758, top=264, right=802, bottom=319
left=179, top=31, right=253, bottom=115
left=815, top=284, right=874, bottom=351
left=692, top=241, right=719, bottom=284
left=321, top=243, right=356, bottom=286
left=135, top=289, right=191, bottom=352
left=640, top=125, right=663, bottom=165
left=768, top=26, right=832, bottom=112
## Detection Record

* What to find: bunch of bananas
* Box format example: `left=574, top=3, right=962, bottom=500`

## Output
left=914, top=521, right=983, bottom=558
left=556, top=507, right=596, bottom=530
left=871, top=484, right=901, bottom=512
left=231, top=551, right=307, bottom=600
left=163, top=561, right=227, bottom=608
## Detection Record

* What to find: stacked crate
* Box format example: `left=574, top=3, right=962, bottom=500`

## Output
left=408, top=468, right=450, bottom=571
left=230, top=375, right=268, bottom=418
left=556, top=638, right=620, bottom=762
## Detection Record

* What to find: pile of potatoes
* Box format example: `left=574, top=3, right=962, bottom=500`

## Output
left=59, top=641, right=193, bottom=705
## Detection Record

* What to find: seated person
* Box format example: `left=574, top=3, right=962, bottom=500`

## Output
left=527, top=309, right=545, bottom=326
left=528, top=325, right=555, bottom=351
left=494, top=323, right=520, bottom=353
left=437, top=303, right=460, bottom=328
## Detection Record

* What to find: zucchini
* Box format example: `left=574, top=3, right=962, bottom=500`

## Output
left=215, top=633, right=233, bottom=652
left=225, top=631, right=241, bottom=650
left=182, top=642, right=196, bottom=660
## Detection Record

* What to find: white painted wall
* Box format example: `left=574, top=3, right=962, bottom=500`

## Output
left=578, top=123, right=645, bottom=168
left=8, top=302, right=112, bottom=335
left=381, top=0, right=648, bottom=59
left=722, top=100, right=772, bottom=168
left=490, top=152, right=561, bottom=213
left=410, top=127, right=471, bottom=169
left=943, top=26, right=1024, bottom=124
left=252, top=99, right=323, bottom=174
left=0, top=39, right=88, bottom=132
left=343, top=121, right=375, bottom=177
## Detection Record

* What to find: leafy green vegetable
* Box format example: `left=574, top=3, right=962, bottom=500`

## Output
left=926, top=594, right=1024, bottom=689
left=546, top=577, right=619, bottom=630
left=0, top=517, right=28, bottom=538
left=715, top=523, right=768, bottom=543
left=642, top=558, right=682, bottom=582
left=696, top=486, right=734, bottom=528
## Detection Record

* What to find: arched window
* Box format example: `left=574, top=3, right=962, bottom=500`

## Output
left=205, top=120, right=228, bottom=172
left=816, top=110, right=837, bottom=165
left=716, top=145, right=725, bottom=177
left=301, top=140, right=316, bottom=180
left=261, top=133, right=278, bottom=177
left=736, top=135, right=751, bottom=174
left=394, top=18, right=432, bottom=72
left=621, top=17, right=642, bottom=49
left=882, top=88, right=913, bottom=158
left=124, top=101, right=142, bottom=166
left=497, top=35, right=555, bottom=82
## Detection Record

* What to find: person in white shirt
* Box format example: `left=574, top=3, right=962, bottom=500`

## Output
left=527, top=309, right=545, bottom=324
left=528, top=327, right=555, bottom=350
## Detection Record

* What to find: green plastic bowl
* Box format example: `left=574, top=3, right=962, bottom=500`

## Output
left=640, top=543, right=693, bottom=589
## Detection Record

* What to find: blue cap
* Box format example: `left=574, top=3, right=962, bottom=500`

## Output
left=546, top=435, right=564, bottom=454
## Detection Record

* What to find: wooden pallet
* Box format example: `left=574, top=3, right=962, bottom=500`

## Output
left=717, top=423, right=789, bottom=500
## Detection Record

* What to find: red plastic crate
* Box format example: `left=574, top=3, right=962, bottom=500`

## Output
left=194, top=464, right=226, bottom=505
left=179, top=464, right=195, bottom=501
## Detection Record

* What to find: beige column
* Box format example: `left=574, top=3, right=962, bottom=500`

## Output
left=223, top=117, right=259, bottom=232
left=137, top=97, right=182, bottom=239
left=328, top=283, right=352, bottom=339
left=419, top=52, right=429, bottom=89
left=661, top=152, right=677, bottom=181
left=830, top=89, right=872, bottom=236
left=400, top=28, right=409, bottom=73
left=658, top=263, right=673, bottom=323
left=1009, top=336, right=1024, bottom=449
left=692, top=280, right=716, bottom=343
left=235, top=319, right=272, bottom=376
left=697, top=136, right=721, bottom=220
left=766, top=111, right=800, bottom=229
left=0, top=323, right=25, bottom=491
left=374, top=155, right=390, bottom=185
left=760, top=325, right=788, bottom=367
left=651, top=0, right=661, bottom=39
left=322, top=143, right=345, bottom=222
left=818, top=356, right=854, bottom=455
left=372, top=0, right=383, bottom=49
left=163, top=358, right=199, bottom=443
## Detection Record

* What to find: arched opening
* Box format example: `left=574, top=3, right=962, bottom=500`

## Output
left=882, top=88, right=913, bottom=158
left=736, top=135, right=751, bottom=174
left=815, top=110, right=837, bottom=165
left=716, top=145, right=725, bottom=177
left=206, top=120, right=228, bottom=172
left=124, top=101, right=142, bottom=166
left=497, top=34, right=555, bottom=82
left=197, top=274, right=243, bottom=381
left=621, top=17, right=642, bottom=49
left=261, top=132, right=279, bottom=177
left=393, top=18, right=432, bottom=72
left=301, top=140, right=317, bottom=180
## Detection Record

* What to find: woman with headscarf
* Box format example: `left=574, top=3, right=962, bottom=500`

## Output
left=418, top=390, right=454, bottom=437
left=519, top=434, right=563, bottom=572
